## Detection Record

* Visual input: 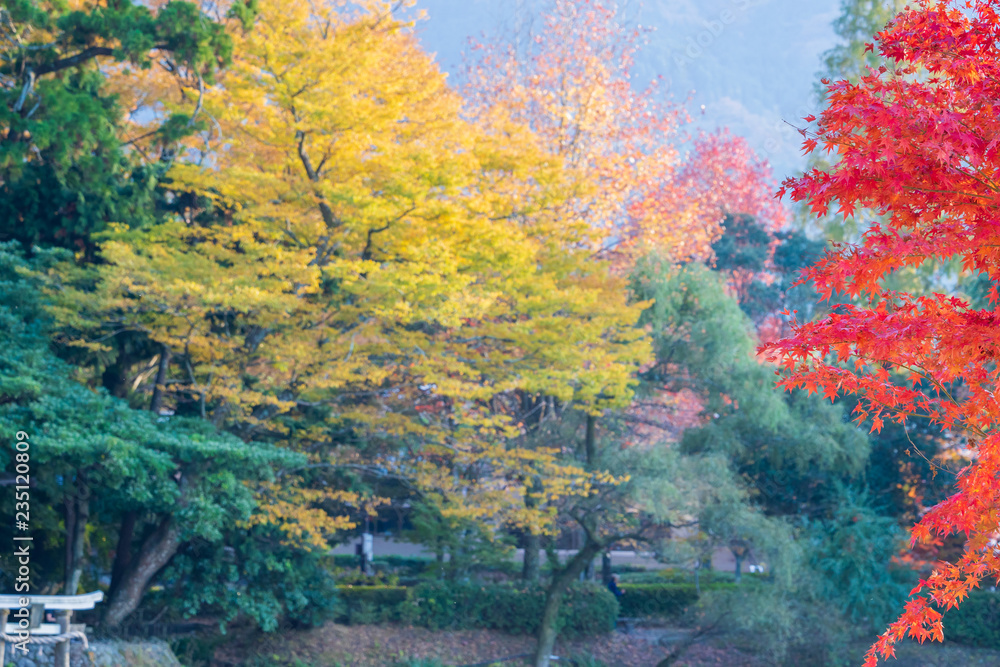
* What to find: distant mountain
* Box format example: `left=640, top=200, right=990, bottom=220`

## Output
left=410, top=0, right=840, bottom=182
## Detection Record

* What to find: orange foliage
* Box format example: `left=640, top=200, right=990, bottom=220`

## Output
left=464, top=1, right=786, bottom=269
left=623, top=388, right=706, bottom=447
left=761, top=1, right=1000, bottom=663
left=464, top=0, right=697, bottom=263
left=648, top=129, right=788, bottom=237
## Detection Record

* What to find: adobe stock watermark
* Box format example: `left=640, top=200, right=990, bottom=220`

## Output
left=673, top=0, right=754, bottom=68
left=10, top=430, right=32, bottom=655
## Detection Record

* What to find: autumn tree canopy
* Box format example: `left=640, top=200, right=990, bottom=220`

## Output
left=43, top=0, right=652, bottom=586
left=463, top=0, right=784, bottom=267
left=5, top=3, right=918, bottom=664
left=764, top=0, right=1000, bottom=663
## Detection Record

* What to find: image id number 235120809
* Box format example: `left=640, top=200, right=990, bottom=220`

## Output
left=10, top=430, right=32, bottom=655
left=13, top=430, right=31, bottom=591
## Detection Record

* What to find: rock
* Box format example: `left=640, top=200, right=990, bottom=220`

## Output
left=88, top=639, right=182, bottom=667
left=3, top=639, right=181, bottom=667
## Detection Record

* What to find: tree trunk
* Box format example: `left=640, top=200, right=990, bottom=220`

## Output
left=109, top=510, right=138, bottom=600
left=63, top=492, right=74, bottom=592
left=101, top=343, right=133, bottom=399
left=523, top=531, right=540, bottom=582
left=520, top=391, right=541, bottom=430
left=654, top=613, right=726, bottom=667
left=522, top=476, right=543, bottom=582
left=64, top=472, right=89, bottom=595
left=533, top=536, right=603, bottom=667
left=733, top=552, right=743, bottom=584
left=103, top=518, right=181, bottom=627
left=149, top=345, right=171, bottom=413
left=601, top=551, right=612, bottom=584
left=655, top=631, right=705, bottom=667
left=585, top=414, right=596, bottom=466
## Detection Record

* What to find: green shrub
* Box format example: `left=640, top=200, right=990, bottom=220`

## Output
left=333, top=568, right=401, bottom=586
left=618, top=583, right=713, bottom=618
left=943, top=588, right=1000, bottom=648
left=654, top=568, right=748, bottom=585
left=331, top=554, right=360, bottom=569
left=559, top=584, right=621, bottom=636
left=377, top=555, right=435, bottom=573
left=616, top=571, right=671, bottom=584
left=329, top=554, right=433, bottom=576
left=333, top=581, right=617, bottom=636
left=411, top=581, right=617, bottom=636
left=335, top=585, right=410, bottom=624
left=397, top=597, right=422, bottom=625
left=610, top=564, right=649, bottom=575
left=347, top=600, right=379, bottom=625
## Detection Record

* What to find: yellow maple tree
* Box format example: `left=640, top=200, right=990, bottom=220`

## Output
left=48, top=0, right=650, bottom=543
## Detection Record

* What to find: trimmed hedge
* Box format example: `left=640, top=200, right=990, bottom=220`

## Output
left=654, top=568, right=748, bottom=585
left=334, top=582, right=618, bottom=636
left=944, top=589, right=1000, bottom=648
left=335, top=581, right=726, bottom=631
left=412, top=581, right=618, bottom=637
left=330, top=554, right=432, bottom=574
left=337, top=585, right=410, bottom=607
left=618, top=584, right=697, bottom=617
left=618, top=583, right=736, bottom=618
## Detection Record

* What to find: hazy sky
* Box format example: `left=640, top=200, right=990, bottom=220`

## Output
left=411, top=0, right=842, bottom=182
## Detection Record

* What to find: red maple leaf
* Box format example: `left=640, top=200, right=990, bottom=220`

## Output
left=761, top=1, right=1000, bottom=664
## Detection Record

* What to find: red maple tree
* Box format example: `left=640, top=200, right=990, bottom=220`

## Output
left=660, top=128, right=788, bottom=235
left=761, top=1, right=1000, bottom=664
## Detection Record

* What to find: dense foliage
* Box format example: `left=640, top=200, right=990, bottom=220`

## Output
left=941, top=589, right=1000, bottom=649
left=2, top=1, right=975, bottom=665
left=336, top=581, right=618, bottom=637
left=617, top=583, right=716, bottom=618
left=0, top=244, right=305, bottom=626
left=764, top=0, right=1000, bottom=663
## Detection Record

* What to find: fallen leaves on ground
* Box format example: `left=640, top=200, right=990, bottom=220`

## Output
left=216, top=623, right=762, bottom=666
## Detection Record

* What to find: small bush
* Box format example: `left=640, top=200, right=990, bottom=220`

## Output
left=559, top=584, right=620, bottom=636
left=943, top=589, right=1000, bottom=648
left=347, top=600, right=379, bottom=625
left=335, top=585, right=410, bottom=624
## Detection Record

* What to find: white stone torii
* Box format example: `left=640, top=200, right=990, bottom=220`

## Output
left=0, top=592, right=103, bottom=667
